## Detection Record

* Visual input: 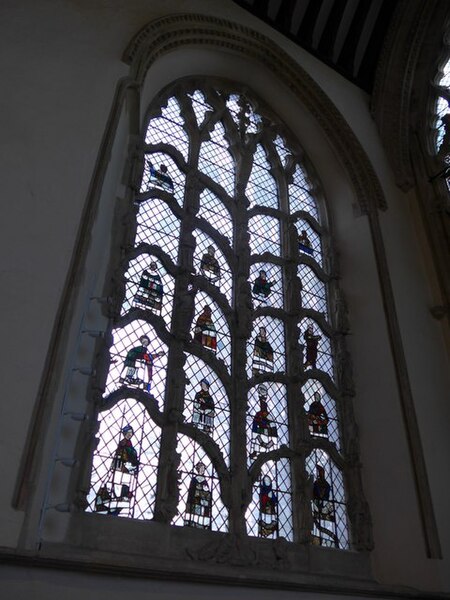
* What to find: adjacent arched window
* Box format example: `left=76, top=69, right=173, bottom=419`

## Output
left=85, top=79, right=354, bottom=549
left=431, top=53, right=450, bottom=194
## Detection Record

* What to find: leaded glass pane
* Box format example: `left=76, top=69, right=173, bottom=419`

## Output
left=289, top=178, right=319, bottom=221
left=189, top=90, right=212, bottom=129
left=249, top=214, right=281, bottom=257
left=135, top=198, right=180, bottom=263
left=198, top=122, right=235, bottom=196
left=174, top=436, right=228, bottom=532
left=87, top=399, right=161, bottom=520
left=298, top=264, right=328, bottom=318
left=436, top=96, right=449, bottom=150
left=439, top=58, right=450, bottom=88
left=306, top=449, right=349, bottom=549
left=247, top=144, right=278, bottom=209
left=146, top=96, right=189, bottom=161
left=199, top=189, right=233, bottom=244
left=273, top=135, right=291, bottom=167
left=291, top=164, right=311, bottom=191
left=184, top=354, right=230, bottom=465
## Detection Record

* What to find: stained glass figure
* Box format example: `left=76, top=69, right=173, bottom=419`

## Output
left=94, top=424, right=140, bottom=516
left=133, top=261, right=163, bottom=312
left=184, top=461, right=212, bottom=529
left=298, top=229, right=314, bottom=256
left=259, top=475, right=278, bottom=537
left=303, top=323, right=321, bottom=369
left=112, top=424, right=140, bottom=473
left=200, top=245, right=221, bottom=283
left=192, top=378, right=215, bottom=433
left=252, top=269, right=274, bottom=302
left=147, top=161, right=174, bottom=192
left=119, top=335, right=165, bottom=392
left=193, top=305, right=217, bottom=352
left=313, top=464, right=335, bottom=522
left=307, top=392, right=329, bottom=436
left=250, top=384, right=278, bottom=459
left=252, top=326, right=274, bottom=375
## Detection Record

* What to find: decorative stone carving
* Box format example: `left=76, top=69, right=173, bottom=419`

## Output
left=154, top=448, right=181, bottom=523
left=187, top=532, right=257, bottom=566
left=332, top=286, right=350, bottom=334
left=347, top=496, right=374, bottom=552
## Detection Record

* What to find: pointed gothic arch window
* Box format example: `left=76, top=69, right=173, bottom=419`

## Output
left=431, top=53, right=450, bottom=192
left=85, top=78, right=360, bottom=550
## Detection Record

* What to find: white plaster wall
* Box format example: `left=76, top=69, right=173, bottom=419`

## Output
left=1, top=0, right=449, bottom=596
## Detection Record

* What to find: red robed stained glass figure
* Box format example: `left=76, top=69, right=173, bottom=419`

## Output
left=193, top=305, right=217, bottom=352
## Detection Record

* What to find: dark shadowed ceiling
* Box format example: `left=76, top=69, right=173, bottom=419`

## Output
left=231, top=0, right=400, bottom=92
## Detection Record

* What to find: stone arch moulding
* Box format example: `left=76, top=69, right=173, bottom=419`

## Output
left=123, top=13, right=386, bottom=214
left=371, top=0, right=450, bottom=192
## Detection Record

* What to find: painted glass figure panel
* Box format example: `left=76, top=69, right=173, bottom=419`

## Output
left=302, top=380, right=340, bottom=450
left=122, top=255, right=175, bottom=326
left=192, top=292, right=231, bottom=370
left=135, top=198, right=180, bottom=263
left=247, top=382, right=289, bottom=463
left=249, top=262, right=283, bottom=308
left=306, top=449, right=349, bottom=549
left=296, top=221, right=322, bottom=267
left=184, top=354, right=230, bottom=465
left=140, top=153, right=185, bottom=204
left=246, top=458, right=293, bottom=541
left=87, top=399, right=161, bottom=520
left=300, top=319, right=334, bottom=379
left=174, top=436, right=228, bottom=532
left=104, top=321, right=167, bottom=400
left=193, top=230, right=232, bottom=304
left=248, top=317, right=285, bottom=378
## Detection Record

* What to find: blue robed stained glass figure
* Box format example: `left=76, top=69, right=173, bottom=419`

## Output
left=298, top=229, right=314, bottom=256
left=259, top=475, right=278, bottom=537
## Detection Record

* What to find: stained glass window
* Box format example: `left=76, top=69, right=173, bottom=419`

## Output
left=85, top=80, right=360, bottom=551
left=434, top=57, right=450, bottom=152
left=432, top=55, right=450, bottom=196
